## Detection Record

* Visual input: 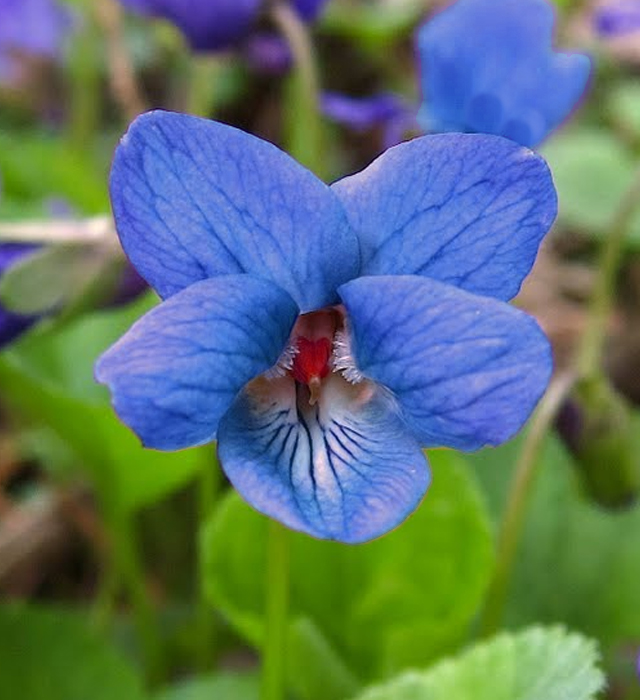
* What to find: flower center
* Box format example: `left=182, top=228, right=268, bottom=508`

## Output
left=289, top=308, right=339, bottom=405
left=291, top=337, right=332, bottom=385
left=267, top=306, right=363, bottom=405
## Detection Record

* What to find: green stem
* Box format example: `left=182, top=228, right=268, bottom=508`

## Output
left=261, top=520, right=291, bottom=700
left=271, top=1, right=326, bottom=178
left=196, top=447, right=221, bottom=671
left=481, top=160, right=640, bottom=636
left=479, top=372, right=576, bottom=636
left=187, top=56, right=223, bottom=118
left=578, top=165, right=640, bottom=378
left=94, top=0, right=147, bottom=122
left=67, top=12, right=102, bottom=151
left=110, top=506, right=164, bottom=685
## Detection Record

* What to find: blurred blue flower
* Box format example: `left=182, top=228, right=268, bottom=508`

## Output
left=417, top=0, right=591, bottom=148
left=594, top=0, right=640, bottom=36
left=321, top=91, right=419, bottom=150
left=118, top=0, right=326, bottom=53
left=97, top=111, right=556, bottom=542
left=0, top=0, right=73, bottom=84
left=0, top=243, right=40, bottom=348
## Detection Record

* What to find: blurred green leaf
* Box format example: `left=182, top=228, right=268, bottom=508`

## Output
left=321, top=0, right=426, bottom=48
left=608, top=81, right=640, bottom=137
left=202, top=450, right=494, bottom=691
left=0, top=604, right=146, bottom=700
left=0, top=294, right=210, bottom=512
left=470, top=432, right=640, bottom=647
left=348, top=626, right=604, bottom=700
left=154, top=672, right=258, bottom=700
left=541, top=128, right=640, bottom=246
left=0, top=130, right=109, bottom=214
left=287, top=617, right=361, bottom=700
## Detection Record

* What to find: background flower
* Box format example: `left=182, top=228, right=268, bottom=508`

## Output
left=594, top=0, right=640, bottom=36
left=96, top=111, right=555, bottom=543
left=118, top=0, right=327, bottom=53
left=416, top=0, right=591, bottom=147
left=0, top=0, right=73, bottom=84
left=321, top=91, right=419, bottom=150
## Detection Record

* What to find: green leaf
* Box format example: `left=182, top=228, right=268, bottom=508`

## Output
left=0, top=130, right=109, bottom=214
left=0, top=295, right=210, bottom=512
left=0, top=604, right=146, bottom=700
left=202, top=450, right=494, bottom=689
left=348, top=626, right=604, bottom=700
left=287, top=617, right=361, bottom=700
left=154, top=672, right=258, bottom=700
left=470, top=432, right=640, bottom=648
left=541, top=128, right=640, bottom=246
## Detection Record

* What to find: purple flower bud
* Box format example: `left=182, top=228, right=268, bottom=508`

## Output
left=594, top=0, right=640, bottom=36
left=321, top=92, right=419, bottom=150
left=0, top=0, right=73, bottom=85
left=244, top=33, right=292, bottom=74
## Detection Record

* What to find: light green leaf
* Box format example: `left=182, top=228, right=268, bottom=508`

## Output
left=154, top=672, right=258, bottom=700
left=541, top=128, right=640, bottom=246
left=0, top=130, right=109, bottom=214
left=0, top=295, right=210, bottom=512
left=349, top=627, right=604, bottom=700
left=202, top=450, right=494, bottom=688
left=0, top=604, right=146, bottom=700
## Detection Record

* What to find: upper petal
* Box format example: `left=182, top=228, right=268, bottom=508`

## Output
left=95, top=274, right=299, bottom=451
left=110, top=111, right=359, bottom=312
left=332, top=133, right=556, bottom=301
left=217, top=374, right=429, bottom=543
left=338, top=275, right=552, bottom=452
left=416, top=0, right=591, bottom=146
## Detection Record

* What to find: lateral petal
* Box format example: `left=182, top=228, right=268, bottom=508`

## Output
left=95, top=274, right=299, bottom=450
left=339, top=275, right=552, bottom=452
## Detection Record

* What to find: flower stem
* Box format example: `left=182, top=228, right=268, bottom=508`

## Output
left=577, top=165, right=640, bottom=379
left=94, top=0, right=147, bottom=121
left=261, top=520, right=291, bottom=700
left=479, top=372, right=576, bottom=636
left=271, top=1, right=326, bottom=179
left=187, top=56, right=223, bottom=118
left=67, top=11, right=102, bottom=151
left=112, top=508, right=165, bottom=684
left=196, top=447, right=221, bottom=671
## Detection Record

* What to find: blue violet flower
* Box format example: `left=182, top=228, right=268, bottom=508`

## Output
left=0, top=0, right=73, bottom=84
left=118, top=0, right=326, bottom=53
left=96, top=111, right=556, bottom=543
left=416, top=0, right=591, bottom=147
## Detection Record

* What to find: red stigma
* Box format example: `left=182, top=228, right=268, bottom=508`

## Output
left=291, top=336, right=332, bottom=385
